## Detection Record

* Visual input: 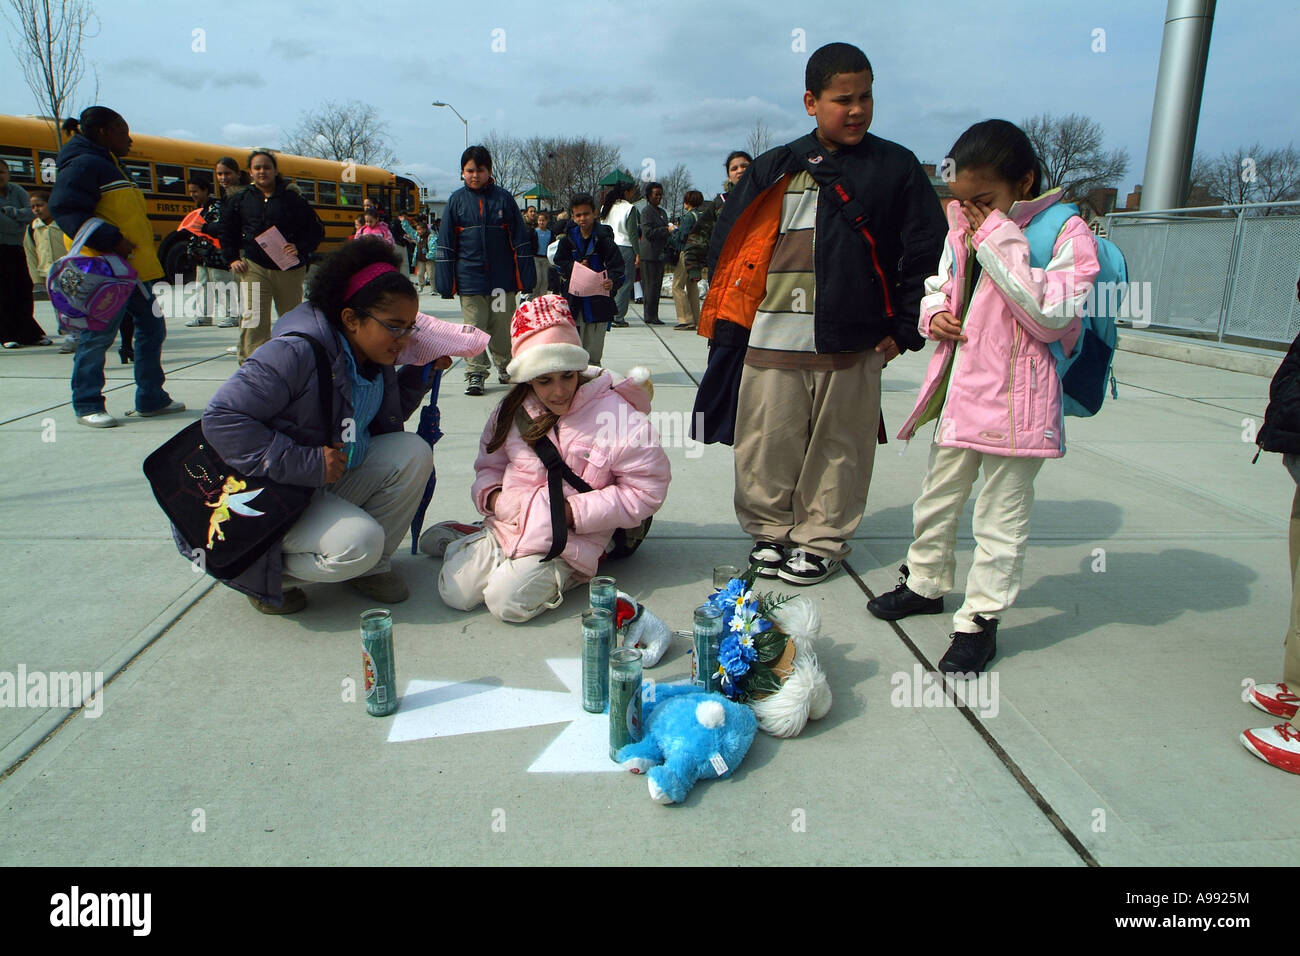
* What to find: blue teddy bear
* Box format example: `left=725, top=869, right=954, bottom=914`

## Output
left=615, top=684, right=757, bottom=804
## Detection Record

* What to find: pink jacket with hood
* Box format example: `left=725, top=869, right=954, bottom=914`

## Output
left=471, top=369, right=671, bottom=577
left=897, top=190, right=1099, bottom=457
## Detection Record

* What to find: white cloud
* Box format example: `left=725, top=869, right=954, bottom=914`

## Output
left=220, top=123, right=281, bottom=147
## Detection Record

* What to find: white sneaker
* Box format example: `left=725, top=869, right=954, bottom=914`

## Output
left=185, top=316, right=213, bottom=327
left=127, top=400, right=186, bottom=417
left=776, top=548, right=842, bottom=586
left=216, top=317, right=239, bottom=328
left=76, top=412, right=119, bottom=428
left=1240, top=722, right=1300, bottom=774
left=226, top=346, right=238, bottom=354
left=419, top=521, right=482, bottom=559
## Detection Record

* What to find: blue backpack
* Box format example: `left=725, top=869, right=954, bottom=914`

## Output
left=1023, top=200, right=1127, bottom=416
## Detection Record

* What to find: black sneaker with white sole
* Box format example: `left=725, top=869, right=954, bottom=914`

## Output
left=776, top=548, right=842, bottom=586
left=748, top=540, right=787, bottom=578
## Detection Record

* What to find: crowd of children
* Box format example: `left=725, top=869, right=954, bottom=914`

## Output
left=17, top=41, right=1298, bottom=780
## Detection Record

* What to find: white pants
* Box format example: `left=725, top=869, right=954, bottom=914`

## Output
left=904, top=443, right=1045, bottom=633
left=281, top=432, right=432, bottom=584
left=196, top=265, right=237, bottom=320
left=438, top=528, right=581, bottom=623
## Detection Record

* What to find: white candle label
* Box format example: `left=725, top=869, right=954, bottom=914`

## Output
left=709, top=753, right=728, bottom=776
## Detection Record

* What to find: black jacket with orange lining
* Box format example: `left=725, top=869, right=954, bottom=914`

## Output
left=700, top=130, right=946, bottom=354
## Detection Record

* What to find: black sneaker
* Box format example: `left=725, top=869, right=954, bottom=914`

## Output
left=644, top=317, right=665, bottom=326
left=465, top=374, right=485, bottom=396
left=748, top=540, right=787, bottom=578
left=776, top=548, right=842, bottom=586
left=611, top=319, right=629, bottom=328
left=867, top=564, right=945, bottom=621
left=938, top=615, right=998, bottom=675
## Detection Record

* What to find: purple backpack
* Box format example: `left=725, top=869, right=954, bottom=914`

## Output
left=47, top=217, right=141, bottom=332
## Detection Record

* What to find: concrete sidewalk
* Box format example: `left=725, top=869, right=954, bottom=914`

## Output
left=0, top=293, right=1294, bottom=866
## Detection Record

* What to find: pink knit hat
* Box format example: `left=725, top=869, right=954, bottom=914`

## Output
left=506, top=294, right=590, bottom=383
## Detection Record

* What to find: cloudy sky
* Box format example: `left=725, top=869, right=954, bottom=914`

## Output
left=3, top=0, right=1298, bottom=202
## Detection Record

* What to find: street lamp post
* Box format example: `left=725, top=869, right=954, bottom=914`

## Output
left=431, top=101, right=469, bottom=149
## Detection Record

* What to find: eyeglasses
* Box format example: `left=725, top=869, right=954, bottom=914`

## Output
left=359, top=312, right=416, bottom=339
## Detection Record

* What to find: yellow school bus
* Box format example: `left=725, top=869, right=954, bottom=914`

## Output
left=0, top=114, right=419, bottom=275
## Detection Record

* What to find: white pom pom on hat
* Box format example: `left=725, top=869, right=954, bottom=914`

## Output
left=505, top=293, right=591, bottom=384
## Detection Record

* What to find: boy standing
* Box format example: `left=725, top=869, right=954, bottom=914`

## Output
left=553, top=193, right=624, bottom=366
left=693, top=42, right=946, bottom=585
left=436, top=145, right=536, bottom=396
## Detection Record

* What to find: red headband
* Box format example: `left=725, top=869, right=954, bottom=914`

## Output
left=344, top=262, right=398, bottom=302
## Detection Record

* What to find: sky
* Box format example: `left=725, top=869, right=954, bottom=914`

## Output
left=3, top=0, right=1298, bottom=204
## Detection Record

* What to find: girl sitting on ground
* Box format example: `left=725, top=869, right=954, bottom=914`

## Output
left=423, top=294, right=670, bottom=623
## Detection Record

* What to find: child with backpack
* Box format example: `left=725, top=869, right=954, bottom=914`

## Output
left=424, top=294, right=670, bottom=623
left=867, top=119, right=1102, bottom=674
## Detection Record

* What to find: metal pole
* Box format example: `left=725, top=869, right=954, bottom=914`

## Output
left=1140, top=0, right=1216, bottom=211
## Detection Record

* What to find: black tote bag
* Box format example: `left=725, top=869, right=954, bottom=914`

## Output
left=142, top=332, right=333, bottom=580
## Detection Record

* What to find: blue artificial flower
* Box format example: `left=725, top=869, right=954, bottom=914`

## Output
left=709, top=578, right=746, bottom=612
left=719, top=636, right=753, bottom=680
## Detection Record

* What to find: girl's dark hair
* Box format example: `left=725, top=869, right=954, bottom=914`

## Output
left=61, top=117, right=80, bottom=135
left=305, top=236, right=416, bottom=330
left=214, top=156, right=250, bottom=195
left=724, top=150, right=753, bottom=170
left=248, top=148, right=278, bottom=169
left=569, top=192, right=595, bottom=213
left=598, top=182, right=628, bottom=219
left=77, top=106, right=124, bottom=140
left=946, top=119, right=1044, bottom=197
left=460, top=145, right=492, bottom=172
left=188, top=175, right=212, bottom=190
left=248, top=149, right=289, bottom=191
left=683, top=189, right=704, bottom=208
left=485, top=373, right=597, bottom=453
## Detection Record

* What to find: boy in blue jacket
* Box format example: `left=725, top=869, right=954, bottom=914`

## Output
left=435, top=146, right=536, bottom=396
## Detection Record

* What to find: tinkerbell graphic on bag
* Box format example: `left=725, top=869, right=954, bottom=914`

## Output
left=205, top=475, right=265, bottom=548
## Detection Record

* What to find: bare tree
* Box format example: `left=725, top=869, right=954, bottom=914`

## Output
left=746, top=117, right=773, bottom=158
left=519, top=135, right=623, bottom=210
left=1191, top=143, right=1300, bottom=209
left=4, top=0, right=98, bottom=150
left=283, top=100, right=398, bottom=168
left=1022, top=113, right=1129, bottom=200
left=659, top=163, right=691, bottom=220
left=480, top=130, right=528, bottom=198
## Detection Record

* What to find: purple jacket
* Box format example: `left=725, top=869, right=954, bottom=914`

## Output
left=197, top=303, right=432, bottom=603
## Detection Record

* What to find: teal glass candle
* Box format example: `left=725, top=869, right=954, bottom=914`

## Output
left=581, top=607, right=614, bottom=713
left=692, top=604, right=723, bottom=691
left=608, top=647, right=643, bottom=760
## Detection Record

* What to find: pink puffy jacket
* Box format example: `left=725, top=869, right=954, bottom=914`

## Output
left=471, top=370, right=671, bottom=577
left=898, top=191, right=1098, bottom=457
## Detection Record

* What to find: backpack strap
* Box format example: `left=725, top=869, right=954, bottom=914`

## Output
left=282, top=332, right=335, bottom=433
left=1023, top=201, right=1079, bottom=269
left=786, top=133, right=895, bottom=317
left=515, top=409, right=592, bottom=561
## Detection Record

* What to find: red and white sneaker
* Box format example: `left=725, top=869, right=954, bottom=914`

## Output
left=1248, top=682, right=1300, bottom=720
left=418, top=521, right=482, bottom=559
left=1240, top=722, right=1300, bottom=775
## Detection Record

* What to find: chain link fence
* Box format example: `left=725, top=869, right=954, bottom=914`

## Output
left=1106, top=202, right=1300, bottom=346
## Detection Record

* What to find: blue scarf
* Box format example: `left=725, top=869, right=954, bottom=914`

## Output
left=337, top=334, right=385, bottom=469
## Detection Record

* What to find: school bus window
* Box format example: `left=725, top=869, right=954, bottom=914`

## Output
left=122, top=161, right=152, bottom=191
left=156, top=163, right=185, bottom=194
left=339, top=183, right=362, bottom=207
left=1, top=151, right=36, bottom=181
left=295, top=179, right=315, bottom=202
left=317, top=181, right=337, bottom=205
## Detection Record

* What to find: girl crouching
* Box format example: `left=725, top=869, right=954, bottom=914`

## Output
left=427, top=294, right=670, bottom=622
